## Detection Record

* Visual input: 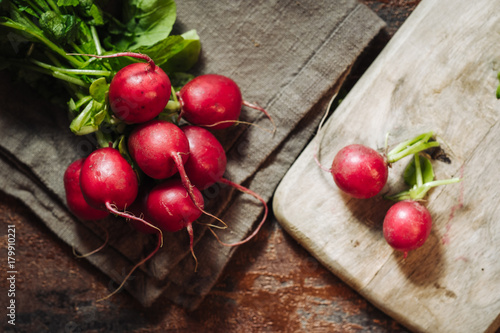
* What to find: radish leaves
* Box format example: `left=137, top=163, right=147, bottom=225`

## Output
left=0, top=0, right=200, bottom=142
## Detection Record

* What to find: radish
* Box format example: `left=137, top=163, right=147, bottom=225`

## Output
left=181, top=125, right=227, bottom=190
left=181, top=125, right=269, bottom=246
left=331, top=144, right=389, bottom=199
left=78, top=146, right=164, bottom=301
left=146, top=179, right=204, bottom=267
left=127, top=119, right=190, bottom=180
left=108, top=61, right=171, bottom=124
left=383, top=153, right=461, bottom=257
left=69, top=52, right=171, bottom=124
left=64, top=158, right=110, bottom=221
left=64, top=158, right=110, bottom=259
left=317, top=132, right=440, bottom=199
left=79, top=146, right=139, bottom=212
left=383, top=200, right=432, bottom=257
left=127, top=119, right=221, bottom=224
left=177, top=74, right=274, bottom=130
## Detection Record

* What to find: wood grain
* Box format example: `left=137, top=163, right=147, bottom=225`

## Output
left=273, top=0, right=500, bottom=332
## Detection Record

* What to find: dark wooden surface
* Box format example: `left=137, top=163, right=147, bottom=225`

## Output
left=0, top=2, right=424, bottom=332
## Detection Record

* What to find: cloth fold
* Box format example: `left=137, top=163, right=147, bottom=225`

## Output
left=0, top=0, right=384, bottom=309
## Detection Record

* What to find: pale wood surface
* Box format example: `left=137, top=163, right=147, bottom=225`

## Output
left=273, top=0, right=500, bottom=332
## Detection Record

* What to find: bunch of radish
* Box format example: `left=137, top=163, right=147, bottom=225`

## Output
left=63, top=52, right=272, bottom=298
left=316, top=131, right=461, bottom=257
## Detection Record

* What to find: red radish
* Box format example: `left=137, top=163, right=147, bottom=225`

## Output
left=331, top=144, right=388, bottom=199
left=64, top=158, right=110, bottom=259
left=383, top=200, right=432, bottom=257
left=79, top=147, right=139, bottom=212
left=177, top=74, right=274, bottom=130
left=64, top=158, right=110, bottom=221
left=381, top=153, right=460, bottom=257
left=127, top=119, right=190, bottom=180
left=109, top=61, right=171, bottom=123
left=181, top=125, right=227, bottom=190
left=315, top=132, right=440, bottom=199
left=147, top=179, right=204, bottom=233
left=146, top=179, right=204, bottom=266
left=78, top=146, right=164, bottom=301
left=181, top=125, right=269, bottom=246
left=127, top=119, right=221, bottom=224
left=70, top=52, right=171, bottom=124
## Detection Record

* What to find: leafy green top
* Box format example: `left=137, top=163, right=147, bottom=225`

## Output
left=0, top=0, right=200, bottom=143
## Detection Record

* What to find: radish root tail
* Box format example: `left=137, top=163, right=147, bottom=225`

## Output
left=209, top=178, right=268, bottom=247
left=242, top=100, right=276, bottom=134
left=186, top=223, right=198, bottom=272
left=313, top=90, right=338, bottom=172
left=72, top=221, right=109, bottom=258
left=96, top=230, right=161, bottom=303
left=105, top=202, right=164, bottom=247
left=96, top=202, right=163, bottom=302
left=202, top=119, right=275, bottom=134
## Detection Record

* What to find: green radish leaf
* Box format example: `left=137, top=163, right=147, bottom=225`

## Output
left=75, top=39, right=96, bottom=55
left=89, top=77, right=108, bottom=103
left=0, top=17, right=43, bottom=45
left=68, top=98, right=77, bottom=113
left=1, top=0, right=202, bottom=140
left=404, top=155, right=434, bottom=186
left=57, top=0, right=80, bottom=6
left=133, top=30, right=200, bottom=72
left=70, top=100, right=95, bottom=135
left=124, top=29, right=201, bottom=73
left=69, top=98, right=107, bottom=135
left=87, top=4, right=104, bottom=25
left=16, top=2, right=43, bottom=17
left=135, top=34, right=184, bottom=66
left=39, top=11, right=78, bottom=45
left=161, top=30, right=201, bottom=73
left=117, top=0, right=176, bottom=50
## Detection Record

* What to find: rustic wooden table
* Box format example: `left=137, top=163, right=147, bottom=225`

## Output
left=1, top=2, right=461, bottom=332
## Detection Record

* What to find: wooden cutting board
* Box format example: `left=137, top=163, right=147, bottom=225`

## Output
left=273, top=0, right=500, bottom=332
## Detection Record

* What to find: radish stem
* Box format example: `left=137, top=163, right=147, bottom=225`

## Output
left=67, top=51, right=156, bottom=70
